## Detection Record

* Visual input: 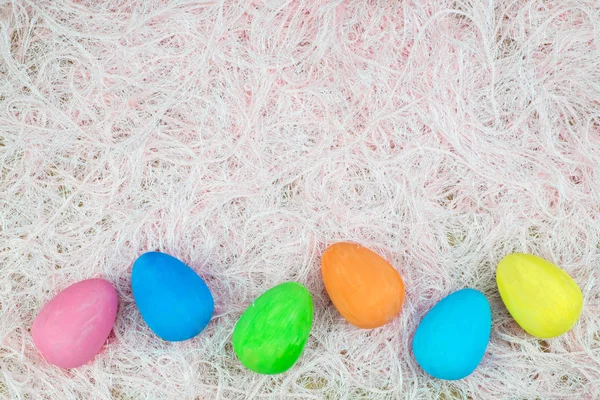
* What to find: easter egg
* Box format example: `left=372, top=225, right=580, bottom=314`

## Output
left=321, top=242, right=405, bottom=329
left=32, top=278, right=118, bottom=369
left=412, top=289, right=491, bottom=380
left=496, top=253, right=583, bottom=338
left=232, top=282, right=313, bottom=374
left=132, top=251, right=214, bottom=341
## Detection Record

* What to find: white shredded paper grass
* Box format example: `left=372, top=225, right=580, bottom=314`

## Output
left=1, top=0, right=599, bottom=398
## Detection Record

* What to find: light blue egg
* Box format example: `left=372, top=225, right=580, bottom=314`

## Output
left=132, top=252, right=214, bottom=341
left=412, top=288, right=491, bottom=380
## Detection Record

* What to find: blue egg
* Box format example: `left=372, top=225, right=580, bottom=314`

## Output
left=412, top=288, right=491, bottom=380
left=132, top=252, right=214, bottom=341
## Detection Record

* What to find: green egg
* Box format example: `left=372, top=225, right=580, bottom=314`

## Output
left=232, top=282, right=313, bottom=374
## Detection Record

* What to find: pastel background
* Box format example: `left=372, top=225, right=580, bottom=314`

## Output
left=1, top=0, right=599, bottom=399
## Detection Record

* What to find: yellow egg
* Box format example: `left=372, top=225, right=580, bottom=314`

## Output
left=496, top=253, right=583, bottom=338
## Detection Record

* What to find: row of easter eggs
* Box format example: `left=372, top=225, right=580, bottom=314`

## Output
left=32, top=243, right=584, bottom=380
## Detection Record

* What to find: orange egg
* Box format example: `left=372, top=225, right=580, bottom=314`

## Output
left=321, top=242, right=405, bottom=329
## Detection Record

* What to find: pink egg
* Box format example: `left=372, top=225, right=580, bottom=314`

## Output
left=32, top=278, right=118, bottom=368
